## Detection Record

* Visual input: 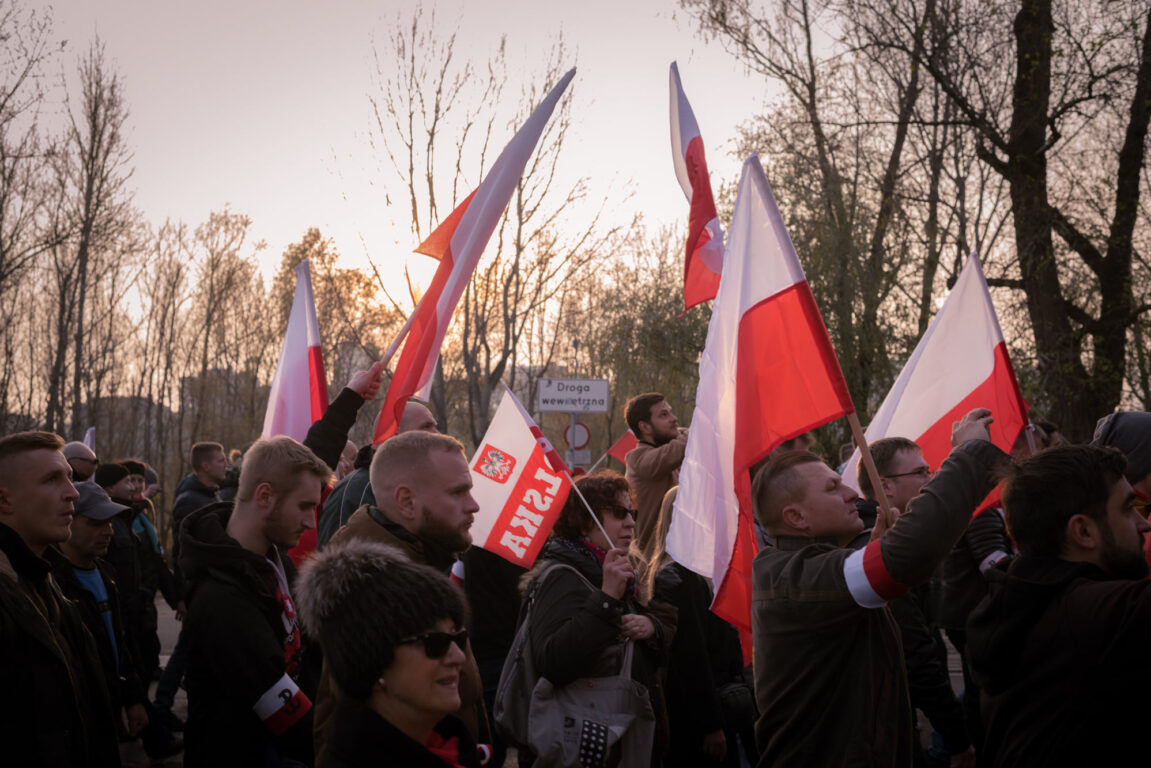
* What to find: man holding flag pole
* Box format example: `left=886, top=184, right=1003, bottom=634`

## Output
left=663, top=153, right=1013, bottom=766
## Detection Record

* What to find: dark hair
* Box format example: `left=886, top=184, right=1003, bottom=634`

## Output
left=857, top=437, right=920, bottom=500
left=625, top=393, right=666, bottom=438
left=295, top=540, right=468, bottom=700
left=1004, top=445, right=1128, bottom=558
left=752, top=450, right=826, bottom=531
left=552, top=471, right=632, bottom=541
left=190, top=442, right=224, bottom=472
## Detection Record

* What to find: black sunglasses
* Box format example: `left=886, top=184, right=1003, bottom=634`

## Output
left=398, top=628, right=468, bottom=659
left=602, top=504, right=634, bottom=521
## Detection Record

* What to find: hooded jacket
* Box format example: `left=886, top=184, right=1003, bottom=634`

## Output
left=966, top=555, right=1151, bottom=766
left=169, top=473, right=220, bottom=591
left=179, top=502, right=312, bottom=767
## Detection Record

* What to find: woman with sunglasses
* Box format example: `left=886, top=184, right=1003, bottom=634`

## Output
left=521, top=470, right=668, bottom=766
left=295, top=539, right=483, bottom=768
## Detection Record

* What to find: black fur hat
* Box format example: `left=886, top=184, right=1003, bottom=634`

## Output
left=294, top=539, right=468, bottom=699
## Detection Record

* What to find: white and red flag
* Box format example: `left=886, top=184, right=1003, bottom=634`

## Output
left=263, top=259, right=329, bottom=440
left=842, top=253, right=1029, bottom=491
left=670, top=62, right=724, bottom=311
left=373, top=68, right=576, bottom=445
left=665, top=154, right=855, bottom=657
left=469, top=387, right=572, bottom=568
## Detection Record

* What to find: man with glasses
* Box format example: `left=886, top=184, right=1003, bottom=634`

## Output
left=313, top=430, right=486, bottom=760
left=63, top=440, right=99, bottom=481
left=859, top=438, right=974, bottom=768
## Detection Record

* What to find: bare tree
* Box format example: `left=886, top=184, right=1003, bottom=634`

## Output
left=369, top=14, right=617, bottom=444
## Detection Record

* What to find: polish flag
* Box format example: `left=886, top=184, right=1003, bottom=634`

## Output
left=666, top=155, right=855, bottom=658
left=606, top=430, right=638, bottom=465
left=670, top=62, right=724, bottom=311
left=841, top=253, right=1029, bottom=491
left=373, top=69, right=576, bottom=444
left=263, top=259, right=329, bottom=440
left=469, top=387, right=572, bottom=567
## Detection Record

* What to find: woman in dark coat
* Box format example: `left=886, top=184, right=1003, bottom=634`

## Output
left=295, top=539, right=483, bottom=768
left=523, top=470, right=668, bottom=767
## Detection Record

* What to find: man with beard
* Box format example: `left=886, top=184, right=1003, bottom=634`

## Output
left=313, top=429, right=484, bottom=759
left=178, top=436, right=330, bottom=767
left=624, top=392, right=689, bottom=559
left=967, top=444, right=1151, bottom=766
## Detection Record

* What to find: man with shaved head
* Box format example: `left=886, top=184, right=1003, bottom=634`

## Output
left=63, top=440, right=99, bottom=481
left=316, top=399, right=440, bottom=549
left=312, top=428, right=484, bottom=758
left=749, top=410, right=1007, bottom=766
left=0, top=431, right=119, bottom=766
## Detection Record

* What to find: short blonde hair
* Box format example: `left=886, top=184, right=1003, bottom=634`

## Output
left=236, top=437, right=330, bottom=502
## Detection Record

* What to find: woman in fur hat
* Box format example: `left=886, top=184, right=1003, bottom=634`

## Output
left=295, top=540, right=483, bottom=768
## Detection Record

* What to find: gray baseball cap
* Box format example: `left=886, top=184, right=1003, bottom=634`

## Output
left=74, top=481, right=128, bottom=521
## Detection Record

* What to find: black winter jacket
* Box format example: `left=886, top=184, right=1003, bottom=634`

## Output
left=169, top=473, right=220, bottom=590
left=967, top=556, right=1151, bottom=766
left=652, top=561, right=744, bottom=767
left=47, top=548, right=148, bottom=713
left=180, top=502, right=312, bottom=767
left=0, top=523, right=120, bottom=768
left=526, top=538, right=668, bottom=690
left=319, top=698, right=482, bottom=768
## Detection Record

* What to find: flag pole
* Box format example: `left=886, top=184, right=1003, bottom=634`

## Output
left=585, top=450, right=609, bottom=474
left=380, top=310, right=417, bottom=369
left=847, top=412, right=896, bottom=529
left=565, top=472, right=616, bottom=550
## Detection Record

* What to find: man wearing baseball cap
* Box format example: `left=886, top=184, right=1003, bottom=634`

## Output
left=48, top=481, right=184, bottom=759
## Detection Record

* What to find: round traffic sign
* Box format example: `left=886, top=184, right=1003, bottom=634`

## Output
left=564, top=422, right=591, bottom=449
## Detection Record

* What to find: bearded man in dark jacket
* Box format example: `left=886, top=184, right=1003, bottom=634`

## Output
left=967, top=444, right=1151, bottom=766
left=180, top=436, right=331, bottom=767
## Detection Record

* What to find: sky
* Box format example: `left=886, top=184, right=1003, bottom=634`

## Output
left=33, top=0, right=771, bottom=295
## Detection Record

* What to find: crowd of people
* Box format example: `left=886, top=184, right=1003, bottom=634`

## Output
left=3, top=372, right=1151, bottom=767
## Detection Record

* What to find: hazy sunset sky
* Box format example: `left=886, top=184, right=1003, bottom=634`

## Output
left=33, top=0, right=771, bottom=293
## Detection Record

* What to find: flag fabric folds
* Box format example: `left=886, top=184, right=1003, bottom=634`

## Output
left=373, top=69, right=577, bottom=445
left=670, top=62, right=724, bottom=311
left=263, top=259, right=329, bottom=440
left=469, top=387, right=572, bottom=568
left=666, top=154, right=855, bottom=657
left=841, top=253, right=1029, bottom=490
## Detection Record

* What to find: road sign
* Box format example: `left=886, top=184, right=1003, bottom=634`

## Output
left=537, top=378, right=610, bottom=413
left=564, top=422, right=590, bottom=449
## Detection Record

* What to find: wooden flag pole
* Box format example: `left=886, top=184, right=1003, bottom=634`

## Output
left=847, top=411, right=897, bottom=530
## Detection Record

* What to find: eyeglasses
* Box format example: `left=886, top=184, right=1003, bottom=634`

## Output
left=602, top=504, right=635, bottom=521
left=883, top=467, right=934, bottom=480
left=397, top=628, right=468, bottom=659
